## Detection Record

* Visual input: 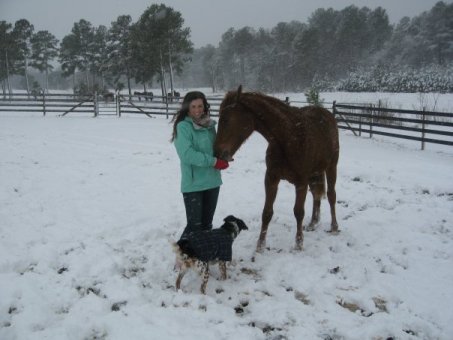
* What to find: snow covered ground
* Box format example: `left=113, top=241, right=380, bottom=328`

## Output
left=1, top=100, right=453, bottom=339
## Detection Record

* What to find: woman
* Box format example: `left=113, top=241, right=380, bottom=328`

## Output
left=171, top=91, right=229, bottom=240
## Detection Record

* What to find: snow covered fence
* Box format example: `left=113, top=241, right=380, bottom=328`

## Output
left=116, top=94, right=223, bottom=118
left=0, top=92, right=95, bottom=116
left=2, top=91, right=452, bottom=149
left=333, top=102, right=453, bottom=150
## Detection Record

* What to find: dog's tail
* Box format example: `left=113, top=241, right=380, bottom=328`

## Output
left=171, top=241, right=183, bottom=256
left=171, top=241, right=185, bottom=271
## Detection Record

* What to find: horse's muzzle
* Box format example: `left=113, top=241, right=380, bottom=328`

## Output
left=219, top=150, right=234, bottom=162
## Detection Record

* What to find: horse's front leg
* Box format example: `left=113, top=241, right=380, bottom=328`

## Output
left=256, top=172, right=280, bottom=252
left=294, top=183, right=308, bottom=251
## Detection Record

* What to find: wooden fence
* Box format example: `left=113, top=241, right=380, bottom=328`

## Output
left=1, top=92, right=452, bottom=149
left=0, top=92, right=95, bottom=116
left=116, top=94, right=223, bottom=118
left=0, top=92, right=226, bottom=118
left=332, top=101, right=453, bottom=149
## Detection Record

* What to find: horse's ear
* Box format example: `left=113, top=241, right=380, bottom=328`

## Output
left=236, top=85, right=242, bottom=102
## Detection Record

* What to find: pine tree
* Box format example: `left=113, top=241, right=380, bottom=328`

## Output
left=70, top=19, right=95, bottom=87
left=107, top=15, right=134, bottom=96
left=134, top=4, right=193, bottom=97
left=201, top=45, right=220, bottom=93
left=91, top=25, right=109, bottom=90
left=30, top=30, right=59, bottom=93
left=0, top=21, right=19, bottom=95
left=59, top=34, right=80, bottom=90
left=13, top=19, right=34, bottom=95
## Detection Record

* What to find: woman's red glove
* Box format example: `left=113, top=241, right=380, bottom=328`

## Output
left=214, top=158, right=229, bottom=170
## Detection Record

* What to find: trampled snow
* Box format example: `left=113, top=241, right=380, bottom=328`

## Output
left=1, top=93, right=453, bottom=339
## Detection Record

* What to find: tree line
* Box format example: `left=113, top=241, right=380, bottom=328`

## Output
left=1, top=1, right=452, bottom=95
left=1, top=4, right=192, bottom=97
left=186, top=1, right=453, bottom=93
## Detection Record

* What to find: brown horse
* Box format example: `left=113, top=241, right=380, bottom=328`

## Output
left=214, top=86, right=340, bottom=251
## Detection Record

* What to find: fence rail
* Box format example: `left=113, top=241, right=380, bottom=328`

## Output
left=1, top=92, right=452, bottom=149
left=0, top=93, right=95, bottom=116
left=0, top=92, right=227, bottom=117
left=332, top=102, right=453, bottom=149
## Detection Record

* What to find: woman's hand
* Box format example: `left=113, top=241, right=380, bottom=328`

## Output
left=214, top=158, right=229, bottom=170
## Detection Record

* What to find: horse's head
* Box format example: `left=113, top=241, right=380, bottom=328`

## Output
left=214, top=85, right=255, bottom=161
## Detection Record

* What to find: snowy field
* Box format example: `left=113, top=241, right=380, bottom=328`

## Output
left=1, top=99, right=453, bottom=339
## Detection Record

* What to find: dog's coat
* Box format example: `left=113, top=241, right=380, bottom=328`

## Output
left=178, top=229, right=233, bottom=262
left=173, top=215, right=248, bottom=294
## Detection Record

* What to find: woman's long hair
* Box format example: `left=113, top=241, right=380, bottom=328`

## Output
left=170, top=91, right=210, bottom=142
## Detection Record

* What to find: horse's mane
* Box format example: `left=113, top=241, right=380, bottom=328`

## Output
left=221, top=89, right=302, bottom=127
left=221, top=90, right=294, bottom=115
left=220, top=90, right=238, bottom=109
left=246, top=92, right=291, bottom=110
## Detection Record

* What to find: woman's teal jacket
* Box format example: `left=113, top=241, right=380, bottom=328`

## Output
left=174, top=116, right=222, bottom=193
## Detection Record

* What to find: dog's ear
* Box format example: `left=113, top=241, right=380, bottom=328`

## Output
left=224, top=215, right=248, bottom=230
left=224, top=215, right=236, bottom=223
left=236, top=219, right=248, bottom=230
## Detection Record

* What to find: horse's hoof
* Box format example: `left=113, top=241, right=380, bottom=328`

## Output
left=294, top=240, right=304, bottom=251
left=306, top=225, right=316, bottom=232
left=256, top=241, right=266, bottom=253
left=294, top=244, right=303, bottom=251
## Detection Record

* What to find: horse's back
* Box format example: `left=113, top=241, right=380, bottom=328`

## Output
left=296, top=106, right=339, bottom=167
left=301, top=106, right=338, bottom=139
left=299, top=105, right=336, bottom=126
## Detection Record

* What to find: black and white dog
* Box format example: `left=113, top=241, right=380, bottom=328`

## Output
left=172, top=215, right=248, bottom=294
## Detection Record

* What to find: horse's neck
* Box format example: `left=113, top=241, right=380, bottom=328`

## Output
left=246, top=97, right=295, bottom=144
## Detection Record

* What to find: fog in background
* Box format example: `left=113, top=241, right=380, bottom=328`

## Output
left=1, top=0, right=448, bottom=47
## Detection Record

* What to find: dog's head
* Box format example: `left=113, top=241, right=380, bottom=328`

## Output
left=221, top=215, right=248, bottom=238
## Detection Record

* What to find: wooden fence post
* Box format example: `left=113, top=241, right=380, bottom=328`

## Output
left=43, top=92, right=46, bottom=117
left=332, top=101, right=336, bottom=116
left=165, top=94, right=169, bottom=119
left=359, top=116, right=362, bottom=137
left=94, top=91, right=99, bottom=117
left=369, top=104, right=373, bottom=138
left=421, top=107, right=426, bottom=150
left=116, top=91, right=121, bottom=117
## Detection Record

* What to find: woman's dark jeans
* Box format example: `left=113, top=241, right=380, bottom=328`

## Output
left=180, top=186, right=220, bottom=240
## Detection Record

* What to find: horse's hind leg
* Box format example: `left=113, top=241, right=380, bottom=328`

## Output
left=294, top=183, right=308, bottom=250
left=307, top=174, right=325, bottom=231
left=326, top=164, right=339, bottom=233
left=256, top=172, right=280, bottom=252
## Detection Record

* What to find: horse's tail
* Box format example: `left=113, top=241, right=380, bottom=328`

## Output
left=309, top=172, right=326, bottom=199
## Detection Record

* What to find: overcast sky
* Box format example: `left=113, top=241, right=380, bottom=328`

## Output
left=1, top=0, right=450, bottom=47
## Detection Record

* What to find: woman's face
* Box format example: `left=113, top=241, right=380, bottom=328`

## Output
left=188, top=98, right=204, bottom=120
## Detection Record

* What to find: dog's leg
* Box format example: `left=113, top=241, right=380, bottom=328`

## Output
left=219, top=262, right=227, bottom=280
left=176, top=269, right=188, bottom=291
left=200, top=263, right=209, bottom=294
